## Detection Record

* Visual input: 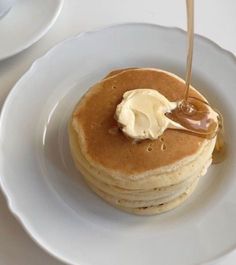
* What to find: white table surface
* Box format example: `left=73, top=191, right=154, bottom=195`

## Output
left=0, top=0, right=235, bottom=264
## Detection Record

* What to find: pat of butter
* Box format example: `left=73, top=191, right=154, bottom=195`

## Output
left=115, top=89, right=183, bottom=140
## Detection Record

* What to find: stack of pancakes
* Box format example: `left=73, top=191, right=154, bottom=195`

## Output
left=69, top=68, right=216, bottom=215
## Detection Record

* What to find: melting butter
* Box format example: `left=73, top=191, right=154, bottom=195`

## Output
left=116, top=89, right=183, bottom=140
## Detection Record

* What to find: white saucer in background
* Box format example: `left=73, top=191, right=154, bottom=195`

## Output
left=0, top=0, right=63, bottom=60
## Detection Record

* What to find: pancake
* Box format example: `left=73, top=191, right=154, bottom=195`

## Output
left=69, top=118, right=214, bottom=194
left=69, top=68, right=216, bottom=215
left=87, top=177, right=199, bottom=215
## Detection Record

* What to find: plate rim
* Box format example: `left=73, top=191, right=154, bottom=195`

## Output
left=0, top=22, right=236, bottom=265
left=0, top=0, right=64, bottom=61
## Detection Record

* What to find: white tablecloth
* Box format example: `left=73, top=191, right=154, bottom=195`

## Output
left=0, top=0, right=235, bottom=264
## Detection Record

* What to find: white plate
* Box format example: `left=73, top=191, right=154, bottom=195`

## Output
left=0, top=0, right=63, bottom=60
left=0, top=23, right=236, bottom=265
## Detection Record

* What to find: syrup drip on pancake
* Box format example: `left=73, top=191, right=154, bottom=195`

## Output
left=167, top=0, right=225, bottom=163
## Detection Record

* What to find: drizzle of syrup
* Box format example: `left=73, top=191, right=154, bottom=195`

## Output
left=166, top=97, right=218, bottom=139
left=167, top=0, right=226, bottom=163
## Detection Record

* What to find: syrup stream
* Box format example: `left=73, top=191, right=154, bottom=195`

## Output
left=168, top=0, right=226, bottom=162
left=184, top=0, right=194, bottom=102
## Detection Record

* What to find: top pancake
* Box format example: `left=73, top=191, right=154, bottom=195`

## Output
left=72, top=68, right=209, bottom=176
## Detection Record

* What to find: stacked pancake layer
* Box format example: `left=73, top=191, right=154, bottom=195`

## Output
left=69, top=68, right=216, bottom=215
